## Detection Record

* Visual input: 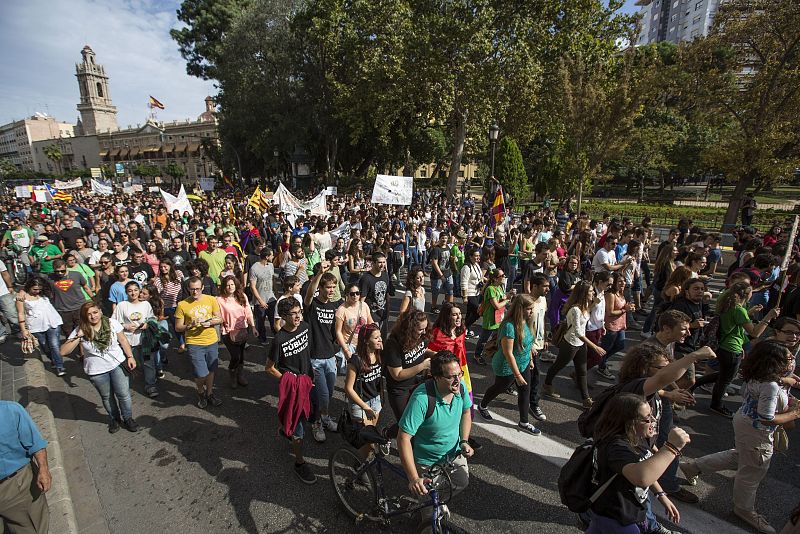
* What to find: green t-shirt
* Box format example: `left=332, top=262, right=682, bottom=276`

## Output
left=3, top=227, right=35, bottom=249
left=719, top=305, right=750, bottom=354
left=199, top=248, right=227, bottom=284
left=492, top=321, right=534, bottom=377
left=450, top=244, right=465, bottom=272
left=69, top=264, right=95, bottom=300
left=398, top=380, right=472, bottom=466
left=481, top=285, right=505, bottom=330
left=30, top=244, right=61, bottom=273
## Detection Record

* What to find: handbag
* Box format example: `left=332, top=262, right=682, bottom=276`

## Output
left=229, top=327, right=248, bottom=344
left=774, top=425, right=789, bottom=453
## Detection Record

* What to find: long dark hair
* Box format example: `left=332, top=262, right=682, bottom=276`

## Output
left=354, top=322, right=382, bottom=373
left=433, top=301, right=466, bottom=337
left=158, top=258, right=179, bottom=283
left=594, top=393, right=648, bottom=446
left=390, top=309, right=429, bottom=351
left=24, top=275, right=51, bottom=298
left=740, top=340, right=791, bottom=383
left=717, top=281, right=751, bottom=315
left=142, top=284, right=164, bottom=316
left=220, top=275, right=247, bottom=306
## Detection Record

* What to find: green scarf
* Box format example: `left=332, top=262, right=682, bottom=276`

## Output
left=90, top=316, right=113, bottom=352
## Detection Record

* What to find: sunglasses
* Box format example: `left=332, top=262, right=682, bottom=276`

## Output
left=349, top=291, right=360, bottom=296
left=54, top=270, right=66, bottom=274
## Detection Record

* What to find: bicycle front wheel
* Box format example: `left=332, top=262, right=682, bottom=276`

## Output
left=329, top=447, right=378, bottom=520
left=416, top=515, right=469, bottom=534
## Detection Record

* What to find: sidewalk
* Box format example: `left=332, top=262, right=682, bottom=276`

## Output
left=1, top=344, right=78, bottom=534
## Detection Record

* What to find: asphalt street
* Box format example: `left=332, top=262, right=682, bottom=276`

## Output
left=38, top=274, right=800, bottom=534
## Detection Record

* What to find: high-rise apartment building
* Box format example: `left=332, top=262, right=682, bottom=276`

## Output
left=635, top=0, right=720, bottom=45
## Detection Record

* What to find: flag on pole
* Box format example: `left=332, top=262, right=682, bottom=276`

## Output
left=248, top=186, right=269, bottom=212
left=490, top=185, right=505, bottom=228
left=228, top=202, right=236, bottom=222
left=148, top=95, right=165, bottom=110
left=223, top=175, right=234, bottom=189
left=45, top=183, right=72, bottom=203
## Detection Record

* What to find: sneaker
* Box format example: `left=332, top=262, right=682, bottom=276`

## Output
left=530, top=406, right=547, bottom=421
left=197, top=394, right=208, bottom=409
left=518, top=422, right=541, bottom=436
left=680, top=459, right=701, bottom=486
left=595, top=367, right=615, bottom=381
left=146, top=387, right=160, bottom=398
left=650, top=526, right=680, bottom=534
left=477, top=404, right=493, bottom=421
left=56, top=368, right=66, bottom=377
left=312, top=421, right=326, bottom=442
left=640, top=331, right=653, bottom=339
left=294, top=462, right=318, bottom=485
left=0, top=334, right=7, bottom=345
left=710, top=405, right=734, bottom=419
left=379, top=441, right=391, bottom=456
left=733, top=508, right=775, bottom=534
left=207, top=393, right=223, bottom=407
left=466, top=330, right=478, bottom=339
left=321, top=415, right=338, bottom=432
left=543, top=384, right=561, bottom=398
left=157, top=370, right=166, bottom=379
left=108, top=418, right=121, bottom=434
left=668, top=487, right=699, bottom=504
left=506, top=384, right=518, bottom=396
left=538, top=351, right=557, bottom=362
left=122, top=418, right=141, bottom=432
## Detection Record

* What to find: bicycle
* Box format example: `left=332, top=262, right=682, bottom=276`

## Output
left=329, top=428, right=468, bottom=534
left=0, top=246, right=28, bottom=286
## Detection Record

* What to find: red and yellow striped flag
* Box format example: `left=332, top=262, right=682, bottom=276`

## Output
left=148, top=95, right=165, bottom=110
left=490, top=186, right=505, bottom=228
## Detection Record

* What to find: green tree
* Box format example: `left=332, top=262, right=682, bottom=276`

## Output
left=164, top=163, right=186, bottom=187
left=132, top=164, right=160, bottom=178
left=492, top=137, right=528, bottom=203
left=43, top=144, right=63, bottom=175
left=683, top=0, right=800, bottom=228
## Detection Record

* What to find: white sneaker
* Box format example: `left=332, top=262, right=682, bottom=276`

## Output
left=312, top=421, right=326, bottom=443
left=734, top=508, right=775, bottom=534
left=538, top=351, right=557, bottom=362
left=321, top=416, right=338, bottom=432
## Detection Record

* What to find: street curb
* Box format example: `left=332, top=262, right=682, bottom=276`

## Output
left=24, top=354, right=79, bottom=534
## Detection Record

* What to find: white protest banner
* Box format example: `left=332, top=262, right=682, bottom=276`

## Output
left=325, top=186, right=337, bottom=196
left=781, top=215, right=799, bottom=271
left=371, top=174, right=413, bottom=205
left=273, top=182, right=329, bottom=216
left=330, top=221, right=351, bottom=242
left=14, top=186, right=31, bottom=198
left=148, top=186, right=160, bottom=193
left=33, top=189, right=49, bottom=203
left=122, top=186, right=135, bottom=195
left=160, top=185, right=194, bottom=216
left=91, top=178, right=113, bottom=195
left=132, top=184, right=143, bottom=192
left=90, top=167, right=102, bottom=178
left=54, top=178, right=83, bottom=190
left=198, top=177, right=215, bottom=191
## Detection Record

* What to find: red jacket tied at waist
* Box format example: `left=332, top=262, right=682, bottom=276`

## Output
left=277, top=372, right=313, bottom=437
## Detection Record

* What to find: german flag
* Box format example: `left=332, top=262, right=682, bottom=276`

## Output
left=490, top=185, right=505, bottom=228
left=148, top=95, right=165, bottom=110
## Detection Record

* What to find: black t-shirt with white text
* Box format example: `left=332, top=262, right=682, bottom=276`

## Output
left=382, top=336, right=428, bottom=392
left=129, top=262, right=155, bottom=286
left=350, top=354, right=382, bottom=401
left=269, top=322, right=312, bottom=377
left=305, top=297, right=342, bottom=359
left=430, top=246, right=451, bottom=279
left=164, top=250, right=192, bottom=275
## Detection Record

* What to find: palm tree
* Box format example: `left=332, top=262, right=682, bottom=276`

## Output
left=43, top=144, right=63, bottom=175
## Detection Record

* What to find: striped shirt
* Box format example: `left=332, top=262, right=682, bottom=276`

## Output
left=154, top=272, right=184, bottom=309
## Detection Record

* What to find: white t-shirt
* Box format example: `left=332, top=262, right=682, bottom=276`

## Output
left=592, top=248, right=617, bottom=273
left=72, top=319, right=126, bottom=376
left=587, top=291, right=606, bottom=332
left=564, top=306, right=589, bottom=347
left=0, top=262, right=9, bottom=297
left=111, top=300, right=154, bottom=347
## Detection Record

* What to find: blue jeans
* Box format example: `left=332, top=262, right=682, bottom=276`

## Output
left=431, top=275, right=454, bottom=305
left=642, top=287, right=662, bottom=334
left=408, top=246, right=420, bottom=267
left=254, top=303, right=271, bottom=342
left=164, top=307, right=184, bottom=347
left=32, top=327, right=64, bottom=370
left=453, top=271, right=462, bottom=298
left=599, top=330, right=626, bottom=370
left=585, top=513, right=639, bottom=534
left=88, top=364, right=133, bottom=422
left=133, top=345, right=157, bottom=389
left=311, top=357, right=336, bottom=416
left=475, top=327, right=495, bottom=360
left=506, top=264, right=517, bottom=291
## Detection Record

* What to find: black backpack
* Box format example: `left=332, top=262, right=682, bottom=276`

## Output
left=577, top=378, right=647, bottom=438
left=423, top=378, right=466, bottom=420
left=558, top=438, right=618, bottom=513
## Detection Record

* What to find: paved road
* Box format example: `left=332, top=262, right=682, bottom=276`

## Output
left=36, top=275, right=800, bottom=534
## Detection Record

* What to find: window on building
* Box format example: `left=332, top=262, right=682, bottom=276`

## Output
left=693, top=15, right=702, bottom=23
left=420, top=169, right=427, bottom=177
left=695, top=1, right=702, bottom=9
left=673, top=0, right=678, bottom=7
left=96, top=82, right=104, bottom=98
left=458, top=171, right=464, bottom=178
left=670, top=14, right=677, bottom=21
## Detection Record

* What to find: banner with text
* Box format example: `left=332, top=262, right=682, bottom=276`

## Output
left=54, top=178, right=83, bottom=190
left=198, top=177, right=215, bottom=191
left=91, top=179, right=113, bottom=196
left=371, top=175, right=413, bottom=205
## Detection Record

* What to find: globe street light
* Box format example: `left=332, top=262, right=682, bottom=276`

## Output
left=489, top=122, right=500, bottom=182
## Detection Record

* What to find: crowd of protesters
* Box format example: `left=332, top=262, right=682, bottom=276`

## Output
left=0, top=181, right=799, bottom=534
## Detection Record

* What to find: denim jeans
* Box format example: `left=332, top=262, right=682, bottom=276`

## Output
left=311, top=357, right=337, bottom=416
left=453, top=271, right=462, bottom=298
left=0, top=293, right=19, bottom=334
left=642, top=287, right=662, bottom=334
left=133, top=345, right=157, bottom=389
left=164, top=307, right=184, bottom=347
left=408, top=246, right=420, bottom=267
left=599, top=330, right=626, bottom=370
left=431, top=275, right=454, bottom=305
left=88, top=364, right=133, bottom=422
left=32, top=327, right=64, bottom=370
left=253, top=303, right=271, bottom=343
left=474, top=327, right=495, bottom=360
left=506, top=264, right=517, bottom=291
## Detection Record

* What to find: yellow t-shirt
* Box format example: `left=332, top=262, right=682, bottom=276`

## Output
left=175, top=294, right=220, bottom=346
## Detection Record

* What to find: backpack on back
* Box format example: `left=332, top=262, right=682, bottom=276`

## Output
left=423, top=378, right=466, bottom=420
left=577, top=378, right=647, bottom=438
left=558, top=438, right=618, bottom=513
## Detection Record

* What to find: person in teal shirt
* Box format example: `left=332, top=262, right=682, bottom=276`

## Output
left=398, top=351, right=474, bottom=499
left=475, top=294, right=542, bottom=435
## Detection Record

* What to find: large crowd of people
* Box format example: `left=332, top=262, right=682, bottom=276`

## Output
left=1, top=181, right=799, bottom=534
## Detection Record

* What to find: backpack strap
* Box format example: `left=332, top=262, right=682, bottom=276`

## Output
left=424, top=378, right=466, bottom=421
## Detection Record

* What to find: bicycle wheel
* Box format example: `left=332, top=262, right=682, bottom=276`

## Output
left=329, top=447, right=378, bottom=520
left=416, top=515, right=469, bottom=534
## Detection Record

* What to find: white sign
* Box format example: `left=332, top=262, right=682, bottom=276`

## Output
left=14, top=186, right=31, bottom=198
left=148, top=186, right=160, bottom=193
left=371, top=174, right=413, bottom=205
left=273, top=182, right=329, bottom=216
left=160, top=185, right=194, bottom=216
left=198, top=177, right=215, bottom=191
left=325, top=186, right=337, bottom=196
left=33, top=189, right=49, bottom=203
left=54, top=178, right=83, bottom=190
left=90, top=167, right=102, bottom=178
left=781, top=216, right=799, bottom=271
left=122, top=186, right=135, bottom=195
left=91, top=179, right=113, bottom=196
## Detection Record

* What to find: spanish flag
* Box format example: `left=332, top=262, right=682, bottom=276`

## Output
left=148, top=95, right=165, bottom=110
left=248, top=186, right=269, bottom=212
left=490, top=185, right=505, bottom=228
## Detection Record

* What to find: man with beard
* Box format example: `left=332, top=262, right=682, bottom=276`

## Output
left=359, top=252, right=390, bottom=338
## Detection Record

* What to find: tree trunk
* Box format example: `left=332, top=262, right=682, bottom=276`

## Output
left=639, top=175, right=644, bottom=203
left=354, top=153, right=374, bottom=178
left=446, top=109, right=468, bottom=198
left=326, top=135, right=338, bottom=180
left=703, top=177, right=711, bottom=201
left=722, top=172, right=754, bottom=231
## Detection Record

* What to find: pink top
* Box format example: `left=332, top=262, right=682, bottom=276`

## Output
left=604, top=293, right=627, bottom=332
left=144, top=253, right=161, bottom=273
left=215, top=295, right=254, bottom=334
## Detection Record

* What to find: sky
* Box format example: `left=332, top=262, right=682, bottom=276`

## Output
left=0, top=0, right=640, bottom=129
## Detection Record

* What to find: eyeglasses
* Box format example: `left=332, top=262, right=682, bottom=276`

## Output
left=439, top=371, right=464, bottom=383
left=188, top=287, right=202, bottom=292
left=101, top=261, right=110, bottom=264
left=349, top=291, right=360, bottom=296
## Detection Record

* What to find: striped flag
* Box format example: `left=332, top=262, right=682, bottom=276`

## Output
left=223, top=175, right=234, bottom=189
left=490, top=185, right=505, bottom=228
left=228, top=202, right=236, bottom=222
left=247, top=186, right=269, bottom=212
left=148, top=95, right=165, bottom=110
left=45, top=183, right=72, bottom=203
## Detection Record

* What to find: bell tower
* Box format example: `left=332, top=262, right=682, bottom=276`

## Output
left=75, top=45, right=118, bottom=135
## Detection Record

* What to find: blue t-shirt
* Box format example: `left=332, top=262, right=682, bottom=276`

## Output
left=108, top=280, right=141, bottom=304
left=492, top=321, right=534, bottom=377
left=399, top=380, right=472, bottom=466
left=0, top=401, right=48, bottom=478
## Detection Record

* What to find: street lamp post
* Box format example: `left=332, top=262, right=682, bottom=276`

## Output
left=488, top=123, right=500, bottom=183
left=274, top=148, right=279, bottom=185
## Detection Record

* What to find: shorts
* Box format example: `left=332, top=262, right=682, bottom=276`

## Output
left=188, top=343, right=219, bottom=378
left=431, top=275, right=454, bottom=296
left=290, top=416, right=306, bottom=441
left=349, top=396, right=382, bottom=420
